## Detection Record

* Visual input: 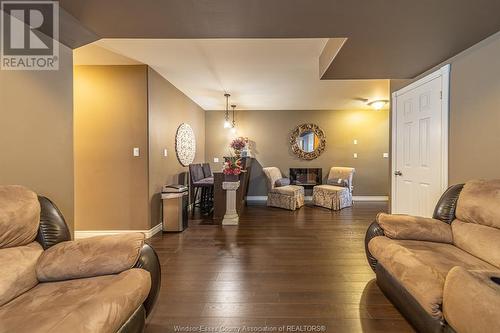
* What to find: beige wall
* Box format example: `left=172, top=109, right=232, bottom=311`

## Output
left=392, top=32, right=500, bottom=185
left=205, top=109, right=390, bottom=196
left=147, top=68, right=205, bottom=228
left=74, top=65, right=149, bottom=230
left=0, top=43, right=75, bottom=233
left=448, top=34, right=500, bottom=184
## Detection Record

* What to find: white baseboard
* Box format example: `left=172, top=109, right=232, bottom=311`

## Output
left=246, top=195, right=388, bottom=202
left=246, top=196, right=268, bottom=201
left=75, top=223, right=162, bottom=239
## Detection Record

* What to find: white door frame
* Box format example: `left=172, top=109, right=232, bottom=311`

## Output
left=390, top=64, right=450, bottom=213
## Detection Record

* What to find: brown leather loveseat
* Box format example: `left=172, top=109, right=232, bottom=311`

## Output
left=365, top=179, right=500, bottom=333
left=0, top=185, right=161, bottom=333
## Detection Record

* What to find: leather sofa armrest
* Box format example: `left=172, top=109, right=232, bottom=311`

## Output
left=36, top=196, right=71, bottom=249
left=432, top=184, right=464, bottom=224
left=365, top=221, right=385, bottom=271
left=443, top=267, right=500, bottom=333
left=36, top=233, right=145, bottom=282
left=134, top=243, right=161, bottom=317
left=376, top=213, right=453, bottom=243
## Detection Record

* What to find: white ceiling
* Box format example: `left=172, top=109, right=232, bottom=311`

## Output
left=73, top=43, right=142, bottom=65
left=79, top=38, right=389, bottom=111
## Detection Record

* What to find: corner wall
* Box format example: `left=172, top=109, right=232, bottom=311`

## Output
left=74, top=65, right=150, bottom=230
left=205, top=109, right=390, bottom=196
left=0, top=43, right=75, bottom=233
left=448, top=34, right=500, bottom=183
left=74, top=65, right=206, bottom=232
left=147, top=67, right=205, bottom=228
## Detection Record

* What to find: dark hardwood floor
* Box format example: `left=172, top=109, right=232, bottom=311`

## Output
left=145, top=202, right=414, bottom=333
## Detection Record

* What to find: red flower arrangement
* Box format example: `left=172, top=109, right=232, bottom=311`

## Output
left=223, top=157, right=243, bottom=175
left=230, top=137, right=248, bottom=158
left=230, top=137, right=247, bottom=151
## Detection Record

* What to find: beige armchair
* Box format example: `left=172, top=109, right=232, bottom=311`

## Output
left=313, top=167, right=355, bottom=210
left=262, top=167, right=304, bottom=210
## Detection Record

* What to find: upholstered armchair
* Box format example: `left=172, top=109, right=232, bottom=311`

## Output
left=312, top=167, right=355, bottom=210
left=0, top=185, right=161, bottom=333
left=262, top=167, right=304, bottom=210
left=364, top=180, right=500, bottom=333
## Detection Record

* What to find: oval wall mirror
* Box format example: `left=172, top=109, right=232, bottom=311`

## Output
left=290, top=123, right=326, bottom=160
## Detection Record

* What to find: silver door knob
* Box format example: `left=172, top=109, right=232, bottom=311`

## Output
left=394, top=170, right=402, bottom=176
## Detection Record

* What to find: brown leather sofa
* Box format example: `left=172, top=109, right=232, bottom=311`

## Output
left=0, top=185, right=161, bottom=333
left=365, top=179, right=500, bottom=333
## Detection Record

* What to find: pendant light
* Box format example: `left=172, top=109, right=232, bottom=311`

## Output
left=230, top=104, right=237, bottom=134
left=223, top=93, right=231, bottom=128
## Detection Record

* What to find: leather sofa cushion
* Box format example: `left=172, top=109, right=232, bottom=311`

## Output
left=369, top=236, right=496, bottom=319
left=37, top=233, right=144, bottom=282
left=452, top=219, right=500, bottom=268
left=0, top=268, right=151, bottom=333
left=456, top=179, right=500, bottom=229
left=0, top=242, right=43, bottom=306
left=0, top=185, right=40, bottom=248
left=443, top=267, right=500, bottom=333
left=376, top=213, right=453, bottom=243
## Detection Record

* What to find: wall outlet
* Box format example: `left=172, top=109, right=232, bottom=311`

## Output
left=353, top=153, right=358, bottom=159
left=133, top=147, right=140, bottom=157
left=353, top=139, right=358, bottom=145
left=163, top=148, right=168, bottom=157
left=383, top=152, right=389, bottom=158
left=214, top=157, right=219, bottom=163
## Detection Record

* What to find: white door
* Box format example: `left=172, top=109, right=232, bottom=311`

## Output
left=392, top=65, right=449, bottom=217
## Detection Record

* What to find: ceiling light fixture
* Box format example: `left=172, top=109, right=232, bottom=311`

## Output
left=223, top=93, right=231, bottom=128
left=367, top=99, right=389, bottom=110
left=230, top=104, right=237, bottom=134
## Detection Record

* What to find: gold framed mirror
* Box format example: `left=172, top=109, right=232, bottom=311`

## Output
left=289, top=123, right=326, bottom=160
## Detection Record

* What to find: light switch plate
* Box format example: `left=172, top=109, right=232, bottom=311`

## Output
left=214, top=157, right=219, bottom=163
left=133, top=147, right=140, bottom=157
left=163, top=148, right=168, bottom=157
left=353, top=139, right=358, bottom=145
left=353, top=153, right=358, bottom=159
left=383, top=152, right=389, bottom=158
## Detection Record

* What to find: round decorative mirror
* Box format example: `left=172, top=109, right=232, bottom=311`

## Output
left=290, top=123, right=326, bottom=160
left=175, top=123, right=196, bottom=166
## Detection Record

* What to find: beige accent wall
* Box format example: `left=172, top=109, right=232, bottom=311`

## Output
left=147, top=68, right=205, bottom=228
left=0, top=43, right=75, bottom=233
left=74, top=65, right=149, bottom=230
left=74, top=65, right=206, bottom=231
left=205, top=109, right=389, bottom=196
left=448, top=35, right=500, bottom=184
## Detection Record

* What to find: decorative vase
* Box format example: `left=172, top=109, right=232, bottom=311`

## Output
left=224, top=174, right=239, bottom=182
